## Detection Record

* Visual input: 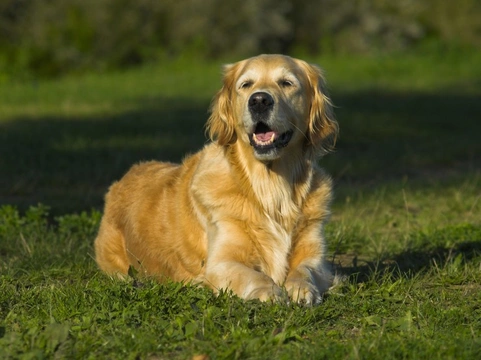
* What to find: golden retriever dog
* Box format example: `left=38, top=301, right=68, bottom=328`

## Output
left=94, top=54, right=339, bottom=305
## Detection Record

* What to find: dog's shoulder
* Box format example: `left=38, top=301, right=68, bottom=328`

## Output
left=192, top=143, right=230, bottom=181
left=189, top=143, right=245, bottom=208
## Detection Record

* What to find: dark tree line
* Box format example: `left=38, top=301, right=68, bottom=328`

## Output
left=1, top=0, right=480, bottom=77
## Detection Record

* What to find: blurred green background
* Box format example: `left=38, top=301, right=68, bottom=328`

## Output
left=1, top=0, right=480, bottom=78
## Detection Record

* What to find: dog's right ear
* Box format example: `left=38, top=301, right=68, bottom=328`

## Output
left=206, top=63, right=238, bottom=146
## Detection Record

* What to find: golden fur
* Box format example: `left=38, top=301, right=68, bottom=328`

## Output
left=94, top=54, right=339, bottom=304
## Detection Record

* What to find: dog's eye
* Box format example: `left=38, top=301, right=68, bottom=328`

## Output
left=280, top=79, right=294, bottom=88
left=240, top=81, right=252, bottom=89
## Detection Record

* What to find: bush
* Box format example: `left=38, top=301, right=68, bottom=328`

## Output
left=0, top=0, right=172, bottom=76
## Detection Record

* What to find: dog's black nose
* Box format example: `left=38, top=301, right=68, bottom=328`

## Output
left=248, top=92, right=274, bottom=114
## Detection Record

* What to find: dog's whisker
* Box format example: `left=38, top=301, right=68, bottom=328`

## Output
left=289, top=120, right=309, bottom=142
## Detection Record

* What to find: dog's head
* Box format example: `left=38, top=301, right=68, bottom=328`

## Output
left=207, top=54, right=338, bottom=161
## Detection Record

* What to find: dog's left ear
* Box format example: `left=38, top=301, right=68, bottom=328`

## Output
left=298, top=60, right=339, bottom=155
left=206, top=63, right=238, bottom=146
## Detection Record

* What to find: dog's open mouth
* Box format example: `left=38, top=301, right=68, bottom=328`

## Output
left=249, top=122, right=293, bottom=152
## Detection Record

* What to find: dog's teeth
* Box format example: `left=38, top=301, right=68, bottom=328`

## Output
left=253, top=133, right=276, bottom=146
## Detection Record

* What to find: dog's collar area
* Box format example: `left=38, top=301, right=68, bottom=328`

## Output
left=249, top=122, right=293, bottom=153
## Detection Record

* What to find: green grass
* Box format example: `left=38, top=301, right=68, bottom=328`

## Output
left=1, top=51, right=481, bottom=359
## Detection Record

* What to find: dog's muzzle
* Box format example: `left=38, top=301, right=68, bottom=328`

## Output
left=247, top=92, right=293, bottom=155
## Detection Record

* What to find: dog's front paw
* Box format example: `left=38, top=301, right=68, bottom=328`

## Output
left=284, top=277, right=321, bottom=305
left=244, top=283, right=286, bottom=303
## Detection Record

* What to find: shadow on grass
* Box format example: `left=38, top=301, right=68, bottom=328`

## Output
left=326, top=89, right=481, bottom=184
left=332, top=224, right=481, bottom=283
left=1, top=88, right=480, bottom=214
left=0, top=98, right=209, bottom=214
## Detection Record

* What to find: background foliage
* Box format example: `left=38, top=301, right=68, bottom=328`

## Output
left=1, top=0, right=481, bottom=77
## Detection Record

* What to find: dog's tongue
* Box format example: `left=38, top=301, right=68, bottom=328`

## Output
left=255, top=131, right=276, bottom=142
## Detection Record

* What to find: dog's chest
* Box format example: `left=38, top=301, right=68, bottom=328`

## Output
left=259, top=212, right=295, bottom=284
left=251, top=173, right=308, bottom=284
left=253, top=186, right=305, bottom=284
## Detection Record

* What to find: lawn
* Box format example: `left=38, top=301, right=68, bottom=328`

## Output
left=1, top=51, right=481, bottom=359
